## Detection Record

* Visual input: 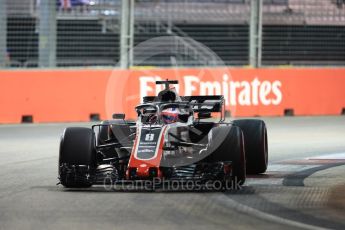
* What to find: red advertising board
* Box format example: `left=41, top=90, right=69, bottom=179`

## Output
left=0, top=68, right=344, bottom=123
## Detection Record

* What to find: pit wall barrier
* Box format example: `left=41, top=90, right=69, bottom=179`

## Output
left=0, top=68, right=344, bottom=123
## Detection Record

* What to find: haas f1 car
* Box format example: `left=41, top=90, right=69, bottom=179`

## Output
left=58, top=80, right=268, bottom=189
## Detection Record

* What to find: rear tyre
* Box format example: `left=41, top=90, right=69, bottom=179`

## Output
left=233, top=119, right=268, bottom=174
left=206, top=126, right=246, bottom=185
left=59, top=127, right=96, bottom=188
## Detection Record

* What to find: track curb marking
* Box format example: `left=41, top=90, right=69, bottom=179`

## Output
left=217, top=193, right=329, bottom=230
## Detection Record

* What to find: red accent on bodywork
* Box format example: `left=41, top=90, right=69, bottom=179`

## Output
left=127, top=126, right=167, bottom=179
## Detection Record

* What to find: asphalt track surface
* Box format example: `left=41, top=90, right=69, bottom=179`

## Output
left=0, top=116, right=345, bottom=230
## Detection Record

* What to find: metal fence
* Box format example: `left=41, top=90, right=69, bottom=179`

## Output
left=261, top=0, right=345, bottom=66
left=0, top=0, right=344, bottom=68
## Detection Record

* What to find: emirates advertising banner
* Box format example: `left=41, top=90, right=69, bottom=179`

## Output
left=105, top=67, right=345, bottom=119
left=1, top=67, right=345, bottom=123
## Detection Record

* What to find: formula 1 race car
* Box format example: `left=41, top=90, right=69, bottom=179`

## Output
left=58, top=80, right=268, bottom=190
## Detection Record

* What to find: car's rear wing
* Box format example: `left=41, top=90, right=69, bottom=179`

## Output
left=143, top=95, right=224, bottom=113
left=182, top=96, right=224, bottom=113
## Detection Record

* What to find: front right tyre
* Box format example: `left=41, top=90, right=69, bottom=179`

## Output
left=59, top=127, right=96, bottom=188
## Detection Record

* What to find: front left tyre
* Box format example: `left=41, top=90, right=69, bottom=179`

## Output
left=59, top=127, right=96, bottom=188
left=233, top=119, right=268, bottom=174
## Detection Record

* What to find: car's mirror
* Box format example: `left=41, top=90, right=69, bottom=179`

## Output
left=112, top=113, right=125, bottom=120
left=178, top=114, right=189, bottom=123
left=197, top=112, right=211, bottom=119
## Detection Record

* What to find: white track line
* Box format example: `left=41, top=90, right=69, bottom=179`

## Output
left=307, top=152, right=345, bottom=160
left=218, top=194, right=329, bottom=230
left=224, top=153, right=345, bottom=229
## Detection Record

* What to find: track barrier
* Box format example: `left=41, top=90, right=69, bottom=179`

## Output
left=0, top=68, right=344, bottom=123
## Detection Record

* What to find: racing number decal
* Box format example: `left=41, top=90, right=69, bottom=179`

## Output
left=136, top=128, right=162, bottom=160
left=145, top=133, right=155, bottom=141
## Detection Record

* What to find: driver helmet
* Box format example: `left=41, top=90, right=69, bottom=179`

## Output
left=158, top=89, right=177, bottom=102
left=161, top=107, right=180, bottom=124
